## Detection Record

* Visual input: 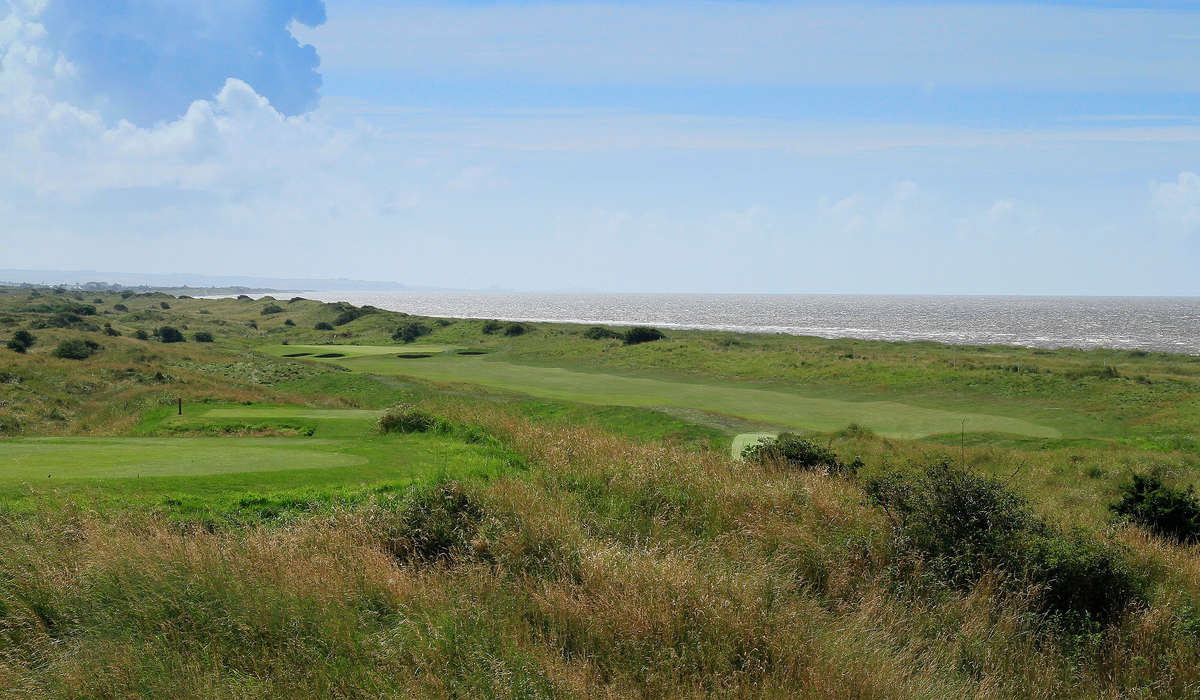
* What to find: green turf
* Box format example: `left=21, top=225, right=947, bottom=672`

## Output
left=731, top=432, right=777, bottom=458
left=266, top=347, right=1061, bottom=440
left=0, top=403, right=519, bottom=515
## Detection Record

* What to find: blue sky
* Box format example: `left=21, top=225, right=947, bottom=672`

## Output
left=2, top=0, right=1198, bottom=293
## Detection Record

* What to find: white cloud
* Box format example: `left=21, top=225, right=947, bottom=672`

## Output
left=1151, top=172, right=1200, bottom=236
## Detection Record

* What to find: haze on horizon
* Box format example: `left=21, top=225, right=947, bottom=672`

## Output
left=2, top=0, right=1199, bottom=296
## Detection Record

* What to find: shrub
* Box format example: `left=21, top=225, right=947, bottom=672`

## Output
left=331, top=305, right=370, bottom=326
left=481, top=320, right=503, bottom=335
left=1111, top=472, right=1200, bottom=543
left=261, top=304, right=284, bottom=315
left=236, top=294, right=251, bottom=300
left=112, top=303, right=128, bottom=312
left=867, top=461, right=1144, bottom=627
left=393, top=322, right=431, bottom=344
left=156, top=326, right=186, bottom=343
left=134, top=329, right=150, bottom=340
left=6, top=330, right=35, bottom=353
left=159, top=301, right=170, bottom=310
left=503, top=322, right=526, bottom=336
left=314, top=322, right=334, bottom=331
left=377, top=404, right=448, bottom=434
left=52, top=338, right=99, bottom=360
left=289, top=296, right=305, bottom=303
left=741, top=432, right=860, bottom=475
left=624, top=326, right=665, bottom=345
left=283, top=319, right=295, bottom=327
left=47, top=312, right=83, bottom=328
left=387, top=481, right=488, bottom=563
left=246, top=320, right=258, bottom=329
left=584, top=326, right=622, bottom=340
left=92, top=298, right=103, bottom=304
left=120, top=291, right=134, bottom=299
left=103, top=323, right=121, bottom=337
left=193, top=331, right=214, bottom=343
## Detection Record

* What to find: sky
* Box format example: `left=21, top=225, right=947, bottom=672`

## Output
left=2, top=0, right=1199, bottom=294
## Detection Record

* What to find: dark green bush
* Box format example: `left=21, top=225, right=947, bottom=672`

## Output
left=103, top=323, right=121, bottom=337
left=236, top=294, right=251, bottom=300
left=624, top=326, right=665, bottom=345
left=377, top=404, right=449, bottom=434
left=46, top=312, right=83, bottom=328
left=261, top=304, right=284, bottom=315
left=134, top=329, right=150, bottom=340
left=332, top=305, right=370, bottom=326
left=1111, top=472, right=1200, bottom=543
left=481, top=320, right=503, bottom=335
left=387, top=481, right=488, bottom=563
left=156, top=326, right=186, bottom=343
left=314, top=322, right=334, bottom=331
left=584, top=326, right=622, bottom=340
left=159, top=302, right=170, bottom=310
left=52, top=338, right=99, bottom=359
left=393, top=322, right=431, bottom=344
left=741, top=432, right=860, bottom=475
left=246, top=320, right=258, bottom=329
left=866, top=461, right=1144, bottom=628
left=503, top=323, right=526, bottom=336
left=193, top=331, right=214, bottom=343
left=112, top=303, right=128, bottom=312
left=6, top=330, right=35, bottom=353
left=283, top=319, right=295, bottom=326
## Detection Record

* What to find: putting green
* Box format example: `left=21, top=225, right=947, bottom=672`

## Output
left=270, top=347, right=1060, bottom=440
left=0, top=437, right=365, bottom=480
left=272, top=344, right=459, bottom=358
left=731, top=432, right=777, bottom=459
left=200, top=407, right=383, bottom=420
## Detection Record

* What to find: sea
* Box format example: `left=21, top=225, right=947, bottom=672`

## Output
left=243, top=292, right=1200, bottom=355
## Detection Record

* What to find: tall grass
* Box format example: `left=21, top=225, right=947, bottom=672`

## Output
left=1, top=400, right=1199, bottom=696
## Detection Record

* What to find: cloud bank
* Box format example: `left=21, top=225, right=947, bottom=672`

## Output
left=27, top=0, right=325, bottom=123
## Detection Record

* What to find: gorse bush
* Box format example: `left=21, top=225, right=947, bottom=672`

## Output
left=134, top=329, right=149, bottom=340
left=624, top=326, right=665, bottom=345
left=741, top=432, right=861, bottom=475
left=283, top=319, right=295, bottom=327
left=193, top=331, right=214, bottom=343
left=584, top=326, right=622, bottom=340
left=481, top=320, right=503, bottom=335
left=112, top=303, right=128, bottom=312
left=103, top=323, right=121, bottom=337
left=393, top=322, right=431, bottom=344
left=386, top=481, right=489, bottom=563
left=156, top=326, right=185, bottom=343
left=504, top=322, right=526, bottom=336
left=52, top=339, right=99, bottom=360
left=1111, top=472, right=1200, bottom=543
left=160, top=302, right=170, bottom=310
left=866, top=461, right=1144, bottom=628
left=314, top=322, right=334, bottom=331
left=377, top=404, right=449, bottom=434
left=6, top=330, right=35, bottom=353
left=261, top=304, right=284, bottom=315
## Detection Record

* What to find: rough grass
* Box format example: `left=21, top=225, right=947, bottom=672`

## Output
left=3, top=403, right=1199, bottom=696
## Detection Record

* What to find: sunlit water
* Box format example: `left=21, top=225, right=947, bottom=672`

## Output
left=241, top=292, right=1200, bottom=354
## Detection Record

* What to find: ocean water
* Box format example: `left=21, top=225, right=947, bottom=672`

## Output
left=264, top=292, right=1200, bottom=355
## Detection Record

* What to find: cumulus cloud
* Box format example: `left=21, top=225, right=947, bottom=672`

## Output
left=25, top=0, right=325, bottom=124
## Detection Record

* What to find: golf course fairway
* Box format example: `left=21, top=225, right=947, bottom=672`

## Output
left=267, top=346, right=1061, bottom=439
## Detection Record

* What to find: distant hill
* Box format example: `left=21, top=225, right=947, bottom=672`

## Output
left=0, top=270, right=422, bottom=292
